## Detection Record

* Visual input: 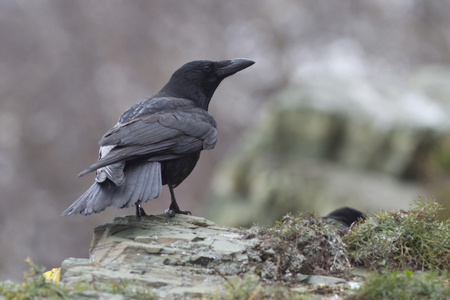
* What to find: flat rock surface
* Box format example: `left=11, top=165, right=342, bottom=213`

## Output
left=62, top=214, right=258, bottom=299
left=60, top=214, right=352, bottom=299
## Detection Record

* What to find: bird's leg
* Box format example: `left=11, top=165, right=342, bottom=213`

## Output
left=136, top=204, right=147, bottom=218
left=165, top=184, right=191, bottom=217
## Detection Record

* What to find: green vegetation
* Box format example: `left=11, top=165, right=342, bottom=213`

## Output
left=348, top=270, right=450, bottom=300
left=344, top=200, right=450, bottom=271
left=0, top=258, right=157, bottom=300
left=207, top=271, right=450, bottom=300
left=209, top=274, right=333, bottom=300
left=229, top=199, right=449, bottom=299
left=244, top=211, right=351, bottom=280
left=0, top=258, right=68, bottom=300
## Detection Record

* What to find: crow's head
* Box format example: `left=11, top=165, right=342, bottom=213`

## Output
left=161, top=58, right=254, bottom=110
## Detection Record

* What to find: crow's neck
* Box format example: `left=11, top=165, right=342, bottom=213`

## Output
left=159, top=81, right=215, bottom=111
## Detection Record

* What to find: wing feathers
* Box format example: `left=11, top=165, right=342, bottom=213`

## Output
left=78, top=109, right=217, bottom=177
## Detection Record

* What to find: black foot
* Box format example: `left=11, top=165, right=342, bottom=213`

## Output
left=136, top=204, right=147, bottom=218
left=165, top=202, right=191, bottom=218
left=166, top=183, right=191, bottom=217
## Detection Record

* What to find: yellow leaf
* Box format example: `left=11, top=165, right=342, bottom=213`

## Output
left=43, top=267, right=61, bottom=283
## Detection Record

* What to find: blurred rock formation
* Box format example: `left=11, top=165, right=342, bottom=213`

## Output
left=205, top=69, right=450, bottom=227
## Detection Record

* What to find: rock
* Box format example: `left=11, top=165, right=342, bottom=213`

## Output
left=61, top=214, right=259, bottom=299
left=60, top=214, right=358, bottom=299
left=410, top=66, right=450, bottom=104
left=306, top=275, right=347, bottom=286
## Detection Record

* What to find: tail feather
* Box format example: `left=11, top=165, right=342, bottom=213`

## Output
left=111, top=159, right=158, bottom=209
left=143, top=161, right=162, bottom=201
left=62, top=161, right=162, bottom=216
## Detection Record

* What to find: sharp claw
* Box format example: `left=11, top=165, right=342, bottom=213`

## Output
left=166, top=184, right=191, bottom=217
left=165, top=208, right=191, bottom=217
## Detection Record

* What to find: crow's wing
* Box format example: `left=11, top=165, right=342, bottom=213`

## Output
left=78, top=108, right=217, bottom=177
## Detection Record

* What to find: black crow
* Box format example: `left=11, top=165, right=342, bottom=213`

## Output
left=322, top=207, right=366, bottom=233
left=62, top=58, right=254, bottom=218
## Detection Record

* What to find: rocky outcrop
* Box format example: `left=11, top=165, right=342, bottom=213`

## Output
left=60, top=214, right=355, bottom=299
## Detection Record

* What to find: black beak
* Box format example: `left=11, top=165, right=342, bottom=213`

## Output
left=216, top=58, right=255, bottom=78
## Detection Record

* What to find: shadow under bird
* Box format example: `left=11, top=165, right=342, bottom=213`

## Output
left=62, top=58, right=254, bottom=218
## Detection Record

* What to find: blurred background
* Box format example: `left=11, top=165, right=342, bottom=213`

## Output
left=1, top=0, right=450, bottom=281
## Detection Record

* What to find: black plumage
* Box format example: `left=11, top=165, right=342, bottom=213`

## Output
left=322, top=207, right=366, bottom=233
left=62, top=58, right=254, bottom=217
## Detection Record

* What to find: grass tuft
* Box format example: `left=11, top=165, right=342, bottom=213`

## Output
left=344, top=199, right=450, bottom=271
left=347, top=270, right=450, bottom=300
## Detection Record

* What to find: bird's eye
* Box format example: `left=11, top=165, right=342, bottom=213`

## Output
left=203, top=65, right=212, bottom=72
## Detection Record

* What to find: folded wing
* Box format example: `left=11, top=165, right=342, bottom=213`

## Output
left=78, top=108, right=217, bottom=177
